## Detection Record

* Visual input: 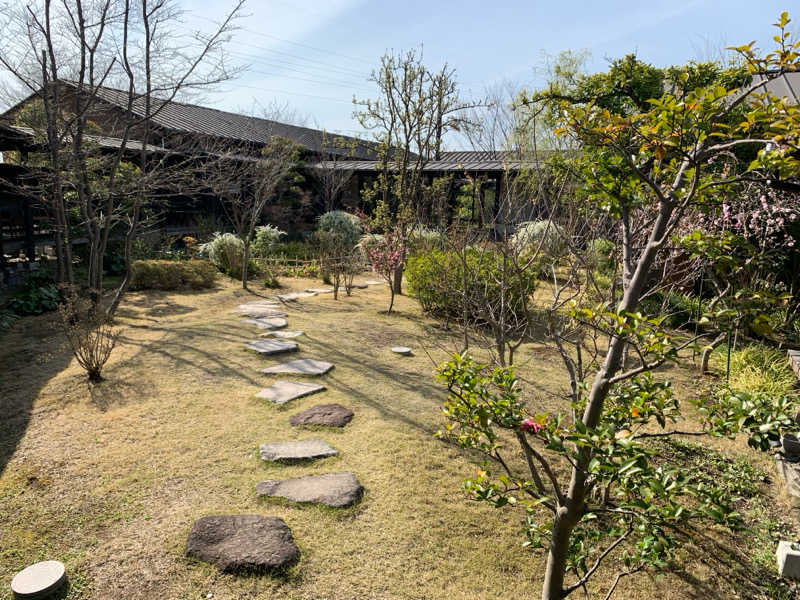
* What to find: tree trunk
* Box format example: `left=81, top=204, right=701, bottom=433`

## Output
left=387, top=288, right=395, bottom=314
left=392, top=264, right=403, bottom=295
left=542, top=506, right=582, bottom=600
left=701, top=332, right=726, bottom=373
left=242, top=241, right=250, bottom=289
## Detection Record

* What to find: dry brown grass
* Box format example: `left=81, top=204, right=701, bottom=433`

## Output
left=0, top=276, right=796, bottom=599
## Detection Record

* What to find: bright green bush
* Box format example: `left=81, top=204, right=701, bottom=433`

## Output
left=712, top=343, right=798, bottom=397
left=129, top=260, right=217, bottom=290
left=639, top=291, right=706, bottom=330
left=7, top=271, right=61, bottom=315
left=406, top=248, right=537, bottom=322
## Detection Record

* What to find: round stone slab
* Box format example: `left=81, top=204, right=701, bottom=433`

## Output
left=243, top=317, right=288, bottom=330
left=364, top=279, right=383, bottom=285
left=261, top=359, right=334, bottom=376
left=256, top=472, right=364, bottom=508
left=305, top=287, right=333, bottom=294
left=256, top=381, right=326, bottom=405
left=289, top=404, right=354, bottom=427
left=10, top=560, right=66, bottom=599
left=185, top=515, right=299, bottom=573
left=245, top=340, right=298, bottom=355
left=391, top=346, right=412, bottom=356
left=260, top=330, right=304, bottom=339
left=259, top=438, right=338, bottom=463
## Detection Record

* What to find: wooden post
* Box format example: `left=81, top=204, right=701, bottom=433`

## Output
left=23, top=196, right=35, bottom=262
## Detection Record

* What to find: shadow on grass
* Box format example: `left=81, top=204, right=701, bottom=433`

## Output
left=0, top=313, right=75, bottom=477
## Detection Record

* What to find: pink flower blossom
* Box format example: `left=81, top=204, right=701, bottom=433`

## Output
left=520, top=419, right=543, bottom=433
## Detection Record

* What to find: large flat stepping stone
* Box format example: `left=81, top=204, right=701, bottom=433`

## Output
left=256, top=472, right=363, bottom=508
left=237, top=308, right=287, bottom=319
left=306, top=287, right=333, bottom=294
left=261, top=359, right=333, bottom=376
left=244, top=317, right=288, bottom=330
left=391, top=346, right=412, bottom=356
left=245, top=340, right=298, bottom=355
left=276, top=292, right=317, bottom=302
left=259, top=438, right=338, bottom=462
left=364, top=279, right=383, bottom=285
left=289, top=403, right=353, bottom=427
left=260, top=330, right=304, bottom=339
left=185, top=515, right=299, bottom=573
left=256, top=381, right=325, bottom=405
left=11, top=560, right=67, bottom=599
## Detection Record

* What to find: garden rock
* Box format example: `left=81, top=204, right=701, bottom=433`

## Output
left=261, top=359, right=334, bottom=376
left=276, top=292, right=317, bottom=302
left=391, top=346, right=412, bottom=356
left=10, top=560, right=67, bottom=599
left=185, top=515, right=299, bottom=573
left=245, top=340, right=298, bottom=355
left=256, top=381, right=325, bottom=405
left=777, top=540, right=800, bottom=579
left=260, top=330, right=304, bottom=339
left=364, top=280, right=383, bottom=285
left=256, top=472, right=363, bottom=508
left=237, top=308, right=287, bottom=319
left=259, top=438, right=338, bottom=462
left=243, top=317, right=288, bottom=330
left=289, top=403, right=354, bottom=427
left=306, top=288, right=333, bottom=294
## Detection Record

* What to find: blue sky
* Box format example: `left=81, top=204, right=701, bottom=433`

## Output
left=184, top=1, right=794, bottom=145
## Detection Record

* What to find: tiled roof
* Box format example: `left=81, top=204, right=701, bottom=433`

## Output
left=53, top=82, right=381, bottom=160
left=313, top=157, right=535, bottom=173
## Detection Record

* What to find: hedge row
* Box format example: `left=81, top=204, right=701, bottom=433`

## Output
left=130, top=260, right=217, bottom=291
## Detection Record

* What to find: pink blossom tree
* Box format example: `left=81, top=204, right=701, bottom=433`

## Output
left=367, top=231, right=406, bottom=314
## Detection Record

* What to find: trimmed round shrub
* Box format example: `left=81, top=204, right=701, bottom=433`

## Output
left=406, top=248, right=537, bottom=322
left=511, top=220, right=567, bottom=259
left=130, top=260, right=217, bottom=290
left=317, top=211, right=362, bottom=248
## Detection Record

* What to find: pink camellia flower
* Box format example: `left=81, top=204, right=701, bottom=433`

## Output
left=520, top=419, right=543, bottom=433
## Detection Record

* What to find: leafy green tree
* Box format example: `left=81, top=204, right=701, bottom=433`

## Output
left=437, top=14, right=800, bottom=600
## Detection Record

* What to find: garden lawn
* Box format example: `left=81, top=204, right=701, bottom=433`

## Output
left=0, top=277, right=795, bottom=599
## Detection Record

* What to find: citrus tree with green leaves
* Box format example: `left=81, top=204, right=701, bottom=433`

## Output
left=437, top=14, right=800, bottom=600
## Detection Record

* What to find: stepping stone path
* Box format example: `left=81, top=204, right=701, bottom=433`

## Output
left=256, top=472, right=363, bottom=508
left=245, top=339, right=298, bottom=355
left=289, top=403, right=353, bottom=427
left=11, top=560, right=67, bottom=599
left=261, top=358, right=334, bottom=376
left=256, top=381, right=326, bottom=405
left=243, top=317, right=288, bottom=330
left=276, top=291, right=317, bottom=302
left=185, top=515, right=299, bottom=573
left=391, top=346, right=413, bottom=356
left=260, top=330, right=304, bottom=339
left=259, top=438, right=338, bottom=463
left=306, top=287, right=334, bottom=294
